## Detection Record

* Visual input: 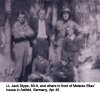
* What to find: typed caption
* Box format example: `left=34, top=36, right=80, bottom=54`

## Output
left=6, top=83, right=95, bottom=92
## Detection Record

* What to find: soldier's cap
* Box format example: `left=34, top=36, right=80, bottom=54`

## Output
left=61, top=55, right=68, bottom=62
left=62, top=8, right=71, bottom=14
left=37, top=50, right=47, bottom=59
left=18, top=10, right=25, bottom=15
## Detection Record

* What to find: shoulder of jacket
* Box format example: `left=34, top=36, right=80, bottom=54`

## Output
left=56, top=20, right=64, bottom=27
left=56, top=20, right=63, bottom=24
left=13, top=21, right=20, bottom=27
left=44, top=59, right=49, bottom=63
left=67, top=20, right=75, bottom=24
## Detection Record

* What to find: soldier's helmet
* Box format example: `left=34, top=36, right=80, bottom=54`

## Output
left=61, top=53, right=68, bottom=62
left=62, top=7, right=71, bottom=13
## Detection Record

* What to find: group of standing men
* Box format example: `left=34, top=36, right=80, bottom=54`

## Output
left=12, top=5, right=84, bottom=82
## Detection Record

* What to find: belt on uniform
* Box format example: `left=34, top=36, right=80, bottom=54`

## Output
left=58, top=35, right=65, bottom=38
left=37, top=37, right=48, bottom=40
left=14, top=37, right=28, bottom=43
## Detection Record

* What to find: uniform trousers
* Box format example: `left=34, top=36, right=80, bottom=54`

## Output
left=13, top=41, right=29, bottom=79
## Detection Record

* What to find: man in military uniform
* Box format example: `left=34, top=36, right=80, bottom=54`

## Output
left=52, top=54, right=74, bottom=82
left=28, top=50, right=52, bottom=82
left=62, top=26, right=81, bottom=82
left=55, top=7, right=83, bottom=62
left=12, top=12, right=34, bottom=81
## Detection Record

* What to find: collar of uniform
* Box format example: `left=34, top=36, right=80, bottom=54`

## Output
left=16, top=21, right=28, bottom=26
left=63, top=19, right=69, bottom=23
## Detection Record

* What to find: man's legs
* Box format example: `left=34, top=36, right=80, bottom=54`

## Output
left=37, top=38, right=49, bottom=59
left=14, top=53, right=24, bottom=81
left=73, top=66, right=79, bottom=82
left=22, top=44, right=29, bottom=78
left=27, top=44, right=33, bottom=65
left=28, top=73, right=41, bottom=82
left=13, top=43, right=26, bottom=81
left=72, top=52, right=80, bottom=82
left=42, top=75, right=53, bottom=82
left=56, top=38, right=64, bottom=62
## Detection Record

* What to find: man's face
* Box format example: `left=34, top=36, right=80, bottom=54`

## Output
left=62, top=59, right=68, bottom=65
left=63, top=12, right=69, bottom=21
left=38, top=10, right=46, bottom=20
left=67, top=27, right=74, bottom=36
left=18, top=14, right=25, bottom=24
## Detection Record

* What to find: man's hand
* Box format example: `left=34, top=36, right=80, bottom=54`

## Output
left=62, top=75, right=67, bottom=78
left=25, top=30, right=34, bottom=37
left=59, top=72, right=64, bottom=75
left=58, top=72, right=67, bottom=78
left=39, top=74, right=45, bottom=77
left=28, top=74, right=40, bottom=81
left=0, top=44, right=4, bottom=48
left=39, top=74, right=53, bottom=82
left=32, top=39, right=37, bottom=45
left=20, top=32, right=26, bottom=37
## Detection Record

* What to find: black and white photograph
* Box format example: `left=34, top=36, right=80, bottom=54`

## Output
left=0, top=0, right=100, bottom=82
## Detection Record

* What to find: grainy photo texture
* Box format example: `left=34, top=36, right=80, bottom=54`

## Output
left=0, top=0, right=100, bottom=82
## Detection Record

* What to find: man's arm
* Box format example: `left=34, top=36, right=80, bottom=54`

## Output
left=32, top=58, right=37, bottom=73
left=25, top=23, right=34, bottom=37
left=45, top=61, right=50, bottom=76
left=68, top=20, right=84, bottom=36
left=64, top=63, right=74, bottom=77
left=29, top=18, right=38, bottom=38
left=12, top=23, right=28, bottom=40
left=52, top=63, right=63, bottom=78
left=12, top=25, right=22, bottom=39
